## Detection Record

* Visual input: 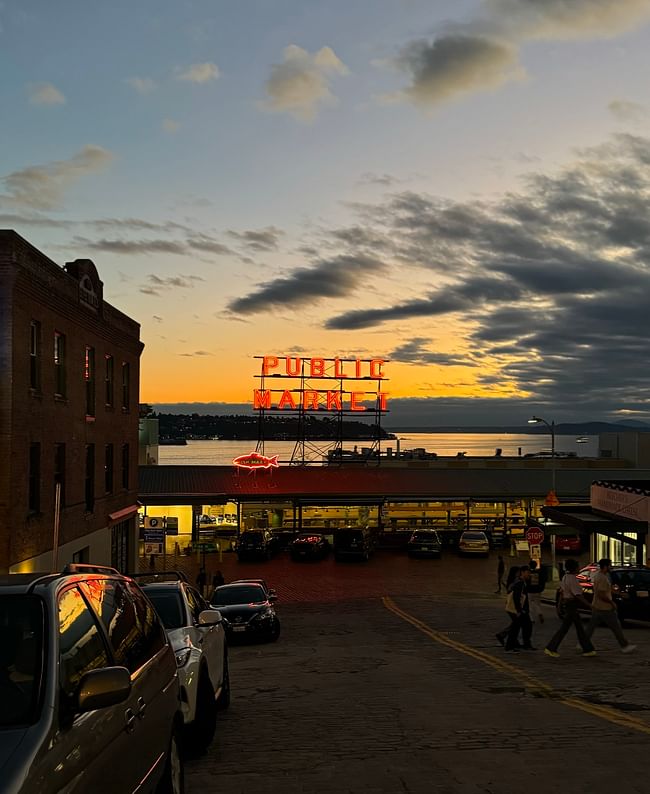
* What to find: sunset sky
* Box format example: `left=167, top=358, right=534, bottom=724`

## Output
left=3, top=1, right=650, bottom=424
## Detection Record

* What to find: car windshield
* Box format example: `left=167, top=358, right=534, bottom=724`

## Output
left=144, top=589, right=185, bottom=629
left=413, top=532, right=439, bottom=541
left=212, top=585, right=265, bottom=606
left=462, top=533, right=487, bottom=541
left=0, top=595, right=44, bottom=728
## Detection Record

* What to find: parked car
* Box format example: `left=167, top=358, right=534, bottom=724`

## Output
left=290, top=533, right=329, bottom=561
left=556, top=564, right=650, bottom=624
left=333, top=527, right=375, bottom=562
left=407, top=529, right=442, bottom=558
left=0, top=564, right=184, bottom=794
left=236, top=530, right=279, bottom=561
left=458, top=531, right=490, bottom=557
left=210, top=582, right=280, bottom=642
left=229, top=578, right=277, bottom=600
left=554, top=534, right=582, bottom=554
left=135, top=573, right=230, bottom=751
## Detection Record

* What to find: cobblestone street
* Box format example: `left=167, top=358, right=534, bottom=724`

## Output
left=185, top=552, right=650, bottom=793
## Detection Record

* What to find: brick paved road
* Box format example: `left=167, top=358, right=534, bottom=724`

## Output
left=186, top=554, right=650, bottom=794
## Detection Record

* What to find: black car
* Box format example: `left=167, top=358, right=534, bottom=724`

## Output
left=210, top=583, right=280, bottom=642
left=407, top=529, right=442, bottom=558
left=556, top=564, right=650, bottom=624
left=236, top=530, right=279, bottom=561
left=290, top=533, right=329, bottom=561
left=333, top=527, right=375, bottom=562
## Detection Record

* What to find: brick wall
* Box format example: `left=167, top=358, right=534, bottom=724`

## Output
left=0, top=230, right=144, bottom=572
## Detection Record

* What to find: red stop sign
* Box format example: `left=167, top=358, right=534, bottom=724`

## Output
left=525, top=527, right=544, bottom=545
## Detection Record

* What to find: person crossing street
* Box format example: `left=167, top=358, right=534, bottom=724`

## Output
left=545, top=559, right=596, bottom=658
left=584, top=558, right=636, bottom=654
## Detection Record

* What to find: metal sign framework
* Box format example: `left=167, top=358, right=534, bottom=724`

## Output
left=253, top=356, right=389, bottom=465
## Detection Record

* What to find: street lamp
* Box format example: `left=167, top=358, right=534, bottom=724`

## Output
left=529, top=415, right=559, bottom=581
left=528, top=416, right=556, bottom=482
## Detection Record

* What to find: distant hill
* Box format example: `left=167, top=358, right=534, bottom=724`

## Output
left=386, top=422, right=650, bottom=434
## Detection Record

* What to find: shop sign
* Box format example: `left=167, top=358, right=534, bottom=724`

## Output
left=253, top=355, right=389, bottom=413
left=233, top=452, right=280, bottom=470
left=144, top=542, right=163, bottom=555
left=591, top=484, right=649, bottom=522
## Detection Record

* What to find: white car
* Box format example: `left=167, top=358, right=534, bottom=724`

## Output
left=458, top=530, right=490, bottom=557
left=139, top=574, right=229, bottom=751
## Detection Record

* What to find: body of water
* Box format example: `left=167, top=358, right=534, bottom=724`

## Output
left=158, top=433, right=599, bottom=466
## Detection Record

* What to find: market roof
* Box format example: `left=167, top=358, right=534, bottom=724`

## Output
left=594, top=479, right=650, bottom=495
left=139, top=464, right=650, bottom=505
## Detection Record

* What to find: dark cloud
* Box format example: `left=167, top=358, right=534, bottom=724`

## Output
left=178, top=350, right=214, bottom=357
left=227, top=254, right=386, bottom=314
left=396, top=35, right=522, bottom=106
left=389, top=338, right=476, bottom=367
left=139, top=273, right=204, bottom=296
left=71, top=233, right=233, bottom=257
left=301, top=133, right=650, bottom=420
left=227, top=226, right=283, bottom=252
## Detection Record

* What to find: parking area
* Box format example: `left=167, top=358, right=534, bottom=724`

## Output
left=142, top=546, right=590, bottom=604
left=186, top=584, right=650, bottom=794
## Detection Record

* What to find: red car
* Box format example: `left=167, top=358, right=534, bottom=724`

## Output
left=554, top=534, right=582, bottom=553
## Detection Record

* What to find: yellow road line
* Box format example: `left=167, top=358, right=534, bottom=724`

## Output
left=382, top=596, right=650, bottom=736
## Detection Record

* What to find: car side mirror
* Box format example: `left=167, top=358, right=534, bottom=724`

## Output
left=198, top=609, right=223, bottom=626
left=76, top=666, right=131, bottom=713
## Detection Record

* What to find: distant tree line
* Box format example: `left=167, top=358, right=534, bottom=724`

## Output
left=154, top=413, right=393, bottom=441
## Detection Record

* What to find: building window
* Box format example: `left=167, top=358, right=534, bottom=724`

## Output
left=85, top=346, right=96, bottom=416
left=104, top=444, right=114, bottom=494
left=54, top=443, right=66, bottom=508
left=85, top=444, right=95, bottom=512
left=121, top=362, right=130, bottom=412
left=105, top=355, right=114, bottom=407
left=54, top=332, right=66, bottom=398
left=28, top=443, right=41, bottom=513
left=30, top=321, right=41, bottom=390
left=122, top=443, right=130, bottom=490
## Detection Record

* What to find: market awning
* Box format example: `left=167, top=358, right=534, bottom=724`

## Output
left=108, top=504, right=140, bottom=524
left=541, top=504, right=647, bottom=546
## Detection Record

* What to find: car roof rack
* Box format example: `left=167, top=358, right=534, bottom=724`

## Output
left=62, top=563, right=121, bottom=575
left=128, top=571, right=189, bottom=584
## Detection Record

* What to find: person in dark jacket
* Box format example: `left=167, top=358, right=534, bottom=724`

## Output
left=527, top=559, right=546, bottom=624
left=196, top=567, right=207, bottom=597
left=212, top=570, right=225, bottom=589
left=505, top=566, right=533, bottom=652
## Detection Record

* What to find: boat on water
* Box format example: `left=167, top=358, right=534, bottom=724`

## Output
left=159, top=437, right=187, bottom=446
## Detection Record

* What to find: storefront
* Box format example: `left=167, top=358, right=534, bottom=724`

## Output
left=542, top=479, right=650, bottom=565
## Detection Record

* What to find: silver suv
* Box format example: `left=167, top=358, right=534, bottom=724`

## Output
left=0, top=565, right=184, bottom=794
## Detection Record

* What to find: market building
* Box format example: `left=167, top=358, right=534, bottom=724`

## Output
left=0, top=230, right=143, bottom=573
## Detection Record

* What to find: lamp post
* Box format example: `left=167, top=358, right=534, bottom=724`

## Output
left=529, top=415, right=559, bottom=581
left=528, top=416, right=556, bottom=493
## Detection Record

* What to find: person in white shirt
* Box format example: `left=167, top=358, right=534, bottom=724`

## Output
left=584, top=559, right=636, bottom=653
left=544, top=558, right=596, bottom=658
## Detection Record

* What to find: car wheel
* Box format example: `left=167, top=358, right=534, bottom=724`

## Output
left=188, top=671, right=217, bottom=752
left=216, top=652, right=230, bottom=710
left=156, top=725, right=185, bottom=794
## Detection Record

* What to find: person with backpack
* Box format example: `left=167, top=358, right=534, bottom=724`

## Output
left=496, top=566, right=533, bottom=652
left=545, top=559, right=596, bottom=658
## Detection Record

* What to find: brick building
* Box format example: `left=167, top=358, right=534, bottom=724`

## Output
left=0, top=230, right=144, bottom=573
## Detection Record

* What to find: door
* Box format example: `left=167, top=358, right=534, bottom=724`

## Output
left=30, top=585, right=138, bottom=793
left=186, top=586, right=224, bottom=690
left=81, top=579, right=175, bottom=790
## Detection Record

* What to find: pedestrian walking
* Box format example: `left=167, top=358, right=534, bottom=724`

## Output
left=527, top=560, right=546, bottom=624
left=212, top=570, right=225, bottom=589
left=505, top=565, right=533, bottom=652
left=544, top=559, right=596, bottom=658
left=584, top=559, right=636, bottom=653
left=196, top=567, right=207, bottom=597
left=495, top=554, right=505, bottom=594
left=496, top=566, right=533, bottom=652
